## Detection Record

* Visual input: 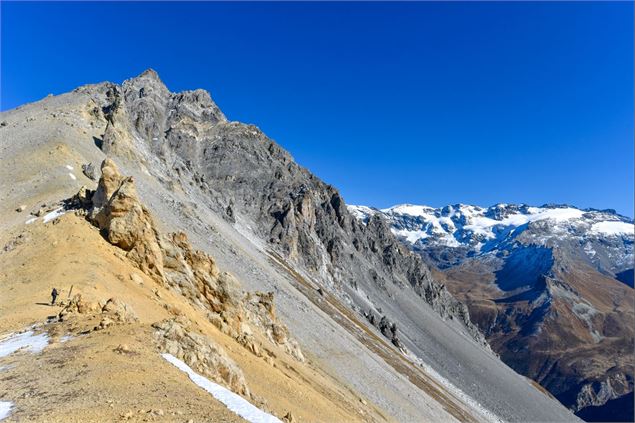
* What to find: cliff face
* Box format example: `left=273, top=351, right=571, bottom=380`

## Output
left=82, top=70, right=488, bottom=348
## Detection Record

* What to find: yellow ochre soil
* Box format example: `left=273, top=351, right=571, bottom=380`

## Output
left=0, top=214, right=386, bottom=423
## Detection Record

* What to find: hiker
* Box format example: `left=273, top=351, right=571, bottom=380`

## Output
left=51, top=287, right=59, bottom=305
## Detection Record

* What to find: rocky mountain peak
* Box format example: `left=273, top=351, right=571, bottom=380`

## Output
left=80, top=72, right=500, bottom=362
left=137, top=68, right=162, bottom=81
left=123, top=68, right=170, bottom=98
left=120, top=68, right=226, bottom=123
left=93, top=69, right=228, bottom=162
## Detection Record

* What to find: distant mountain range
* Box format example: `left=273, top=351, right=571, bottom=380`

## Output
left=350, top=203, right=634, bottom=421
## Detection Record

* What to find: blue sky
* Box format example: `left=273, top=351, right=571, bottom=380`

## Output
left=2, top=2, right=633, bottom=216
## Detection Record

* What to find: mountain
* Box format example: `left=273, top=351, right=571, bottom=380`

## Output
left=350, top=202, right=635, bottom=421
left=0, top=70, right=578, bottom=422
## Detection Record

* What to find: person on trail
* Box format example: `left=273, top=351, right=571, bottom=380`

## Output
left=51, top=288, right=59, bottom=305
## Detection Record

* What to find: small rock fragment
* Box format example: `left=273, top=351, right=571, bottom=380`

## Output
left=82, top=162, right=97, bottom=180
left=129, top=273, right=144, bottom=285
left=114, top=344, right=132, bottom=354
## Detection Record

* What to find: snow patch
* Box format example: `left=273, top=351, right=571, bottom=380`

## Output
left=590, top=221, right=633, bottom=236
left=391, top=228, right=429, bottom=244
left=0, top=330, right=49, bottom=358
left=583, top=242, right=596, bottom=258
left=42, top=207, right=65, bottom=223
left=162, top=353, right=282, bottom=423
left=26, top=208, right=66, bottom=225
left=347, top=205, right=376, bottom=223
left=382, top=204, right=436, bottom=217
left=59, top=335, right=73, bottom=343
left=0, top=401, right=12, bottom=421
left=392, top=227, right=460, bottom=247
left=526, top=207, right=585, bottom=222
left=462, top=207, right=584, bottom=237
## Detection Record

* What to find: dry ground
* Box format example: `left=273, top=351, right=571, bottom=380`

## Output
left=0, top=213, right=385, bottom=423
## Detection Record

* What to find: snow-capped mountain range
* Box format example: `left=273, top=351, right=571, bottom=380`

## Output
left=350, top=202, right=634, bottom=419
left=349, top=203, right=634, bottom=278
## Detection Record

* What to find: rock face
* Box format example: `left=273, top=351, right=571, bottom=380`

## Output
left=56, top=293, right=138, bottom=331
left=91, top=159, right=165, bottom=280
left=243, top=292, right=304, bottom=362
left=364, top=311, right=403, bottom=349
left=78, top=71, right=488, bottom=351
left=81, top=159, right=304, bottom=373
left=153, top=317, right=249, bottom=397
left=350, top=203, right=635, bottom=421
left=82, top=162, right=97, bottom=180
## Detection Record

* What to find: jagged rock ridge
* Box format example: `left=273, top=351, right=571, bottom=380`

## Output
left=77, top=71, right=488, bottom=351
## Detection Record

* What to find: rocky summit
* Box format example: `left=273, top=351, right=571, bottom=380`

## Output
left=0, top=70, right=582, bottom=422
left=350, top=202, right=634, bottom=421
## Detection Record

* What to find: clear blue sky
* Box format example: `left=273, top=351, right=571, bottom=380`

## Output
left=2, top=2, right=633, bottom=216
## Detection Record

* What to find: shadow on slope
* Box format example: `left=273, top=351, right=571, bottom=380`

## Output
left=575, top=392, right=634, bottom=423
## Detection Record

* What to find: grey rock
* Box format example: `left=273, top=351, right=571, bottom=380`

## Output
left=82, top=162, right=97, bottom=180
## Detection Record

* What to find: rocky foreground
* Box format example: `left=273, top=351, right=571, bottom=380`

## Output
left=0, top=159, right=370, bottom=422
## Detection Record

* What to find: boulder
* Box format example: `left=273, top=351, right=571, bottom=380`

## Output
left=58, top=293, right=100, bottom=320
left=81, top=162, right=97, bottom=180
left=101, top=297, right=138, bottom=323
left=89, top=159, right=165, bottom=280
left=153, top=317, right=250, bottom=397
